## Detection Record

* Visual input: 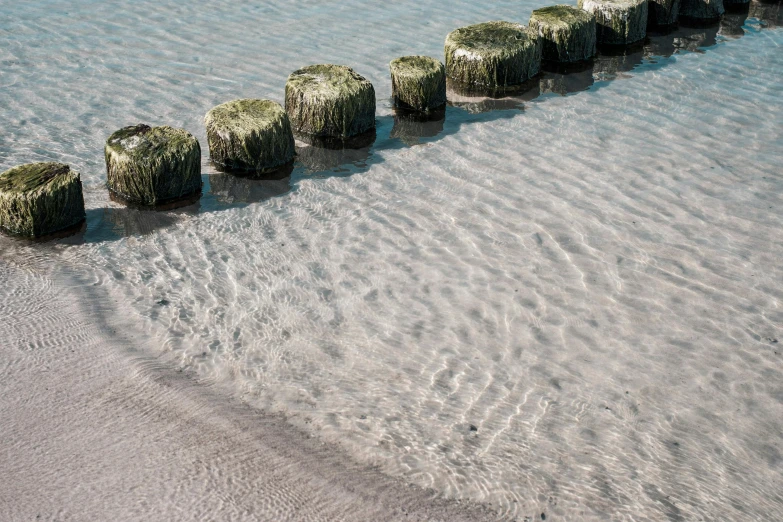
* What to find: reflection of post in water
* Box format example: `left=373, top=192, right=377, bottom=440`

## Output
left=294, top=131, right=375, bottom=173
left=9, top=220, right=88, bottom=244
left=749, top=0, right=782, bottom=27
left=670, top=22, right=719, bottom=51
left=390, top=108, right=446, bottom=146
left=592, top=45, right=645, bottom=81
left=77, top=192, right=202, bottom=241
left=644, top=21, right=720, bottom=58
left=539, top=61, right=595, bottom=96
left=719, top=7, right=750, bottom=37
left=210, top=159, right=292, bottom=181
left=59, top=192, right=202, bottom=243
left=445, top=77, right=540, bottom=113
left=107, top=188, right=202, bottom=212
left=102, top=205, right=189, bottom=238
left=724, top=0, right=750, bottom=10
left=207, top=169, right=292, bottom=205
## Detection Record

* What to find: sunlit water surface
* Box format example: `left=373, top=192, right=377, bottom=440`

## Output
left=2, top=0, right=782, bottom=520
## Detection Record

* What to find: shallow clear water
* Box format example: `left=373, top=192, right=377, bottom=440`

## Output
left=2, top=0, right=782, bottom=520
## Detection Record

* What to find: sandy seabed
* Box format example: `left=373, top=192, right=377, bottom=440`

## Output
left=2, top=0, right=783, bottom=520
left=0, top=261, right=498, bottom=521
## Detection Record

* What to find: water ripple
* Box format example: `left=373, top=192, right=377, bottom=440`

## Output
left=2, top=0, right=782, bottom=520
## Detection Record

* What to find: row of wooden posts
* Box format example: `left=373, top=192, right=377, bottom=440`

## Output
left=0, top=0, right=758, bottom=238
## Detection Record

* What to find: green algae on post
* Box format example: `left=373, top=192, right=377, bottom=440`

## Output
left=444, top=21, right=542, bottom=88
left=105, top=124, right=202, bottom=207
left=648, top=0, right=682, bottom=26
left=285, top=64, right=376, bottom=140
left=0, top=162, right=85, bottom=238
left=205, top=99, right=295, bottom=174
left=578, top=0, right=648, bottom=46
left=389, top=56, right=447, bottom=112
left=529, top=5, right=597, bottom=63
left=679, top=0, right=725, bottom=22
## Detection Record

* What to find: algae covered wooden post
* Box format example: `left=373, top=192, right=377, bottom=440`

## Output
left=529, top=5, right=597, bottom=63
left=679, top=0, right=725, bottom=21
left=104, top=124, right=202, bottom=207
left=284, top=64, right=376, bottom=143
left=578, top=0, right=648, bottom=46
left=0, top=162, right=86, bottom=238
left=444, top=21, right=542, bottom=89
left=389, top=56, right=447, bottom=112
left=204, top=99, right=295, bottom=174
left=647, top=0, right=682, bottom=26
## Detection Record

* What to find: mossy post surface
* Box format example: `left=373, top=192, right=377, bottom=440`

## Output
left=285, top=64, right=376, bottom=141
left=648, top=0, right=682, bottom=25
left=679, top=0, right=725, bottom=21
left=389, top=56, right=447, bottom=112
left=722, top=0, right=748, bottom=8
left=0, top=162, right=85, bottom=238
left=205, top=99, right=295, bottom=173
left=444, top=21, right=542, bottom=88
left=578, top=0, right=648, bottom=45
left=105, top=124, right=202, bottom=206
left=529, top=5, right=597, bottom=63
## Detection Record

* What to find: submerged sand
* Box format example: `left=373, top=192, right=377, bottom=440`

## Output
left=0, top=261, right=497, bottom=521
left=2, top=0, right=782, bottom=520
